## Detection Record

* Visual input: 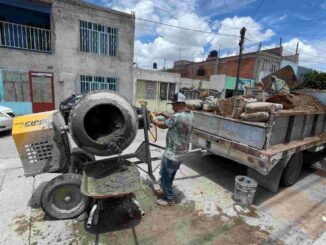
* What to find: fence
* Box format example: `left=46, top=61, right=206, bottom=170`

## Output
left=0, top=21, right=51, bottom=53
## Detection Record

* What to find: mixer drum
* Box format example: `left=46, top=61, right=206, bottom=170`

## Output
left=69, top=91, right=139, bottom=156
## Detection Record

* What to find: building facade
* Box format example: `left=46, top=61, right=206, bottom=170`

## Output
left=169, top=47, right=286, bottom=85
left=0, top=0, right=135, bottom=114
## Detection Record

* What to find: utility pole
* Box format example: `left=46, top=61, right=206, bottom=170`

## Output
left=234, top=27, right=246, bottom=96
left=295, top=42, right=299, bottom=63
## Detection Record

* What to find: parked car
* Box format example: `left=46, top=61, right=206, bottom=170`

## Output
left=59, top=94, right=83, bottom=125
left=59, top=94, right=146, bottom=128
left=0, top=106, right=15, bottom=132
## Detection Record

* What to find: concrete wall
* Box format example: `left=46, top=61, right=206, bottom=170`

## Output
left=0, top=0, right=135, bottom=109
left=179, top=78, right=210, bottom=89
left=133, top=68, right=180, bottom=112
left=280, top=60, right=298, bottom=75
left=254, top=52, right=281, bottom=81
left=209, top=75, right=226, bottom=91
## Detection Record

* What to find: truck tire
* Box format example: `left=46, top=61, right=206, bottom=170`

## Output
left=69, top=91, right=138, bottom=156
left=69, top=148, right=95, bottom=174
left=281, top=152, right=303, bottom=187
left=41, top=173, right=91, bottom=220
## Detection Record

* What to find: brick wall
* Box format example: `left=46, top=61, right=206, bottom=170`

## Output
left=218, top=56, right=255, bottom=79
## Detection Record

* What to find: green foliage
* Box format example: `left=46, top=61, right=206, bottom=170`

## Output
left=303, top=71, right=326, bottom=89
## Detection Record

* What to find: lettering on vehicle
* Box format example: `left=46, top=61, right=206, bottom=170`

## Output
left=15, top=119, right=49, bottom=127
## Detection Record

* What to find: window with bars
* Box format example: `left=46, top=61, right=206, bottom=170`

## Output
left=159, top=83, right=176, bottom=100
left=79, top=20, right=118, bottom=56
left=79, top=75, right=118, bottom=93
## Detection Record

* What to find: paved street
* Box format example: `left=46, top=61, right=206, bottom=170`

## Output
left=0, top=129, right=325, bottom=245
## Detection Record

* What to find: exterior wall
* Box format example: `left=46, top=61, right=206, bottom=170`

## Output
left=133, top=68, right=180, bottom=112
left=209, top=75, right=227, bottom=91
left=179, top=78, right=210, bottom=89
left=218, top=55, right=255, bottom=79
left=225, top=76, right=255, bottom=90
left=0, top=69, right=33, bottom=115
left=254, top=52, right=281, bottom=81
left=52, top=0, right=135, bottom=103
left=171, top=47, right=283, bottom=83
left=172, top=58, right=217, bottom=80
left=281, top=60, right=298, bottom=75
left=0, top=0, right=135, bottom=111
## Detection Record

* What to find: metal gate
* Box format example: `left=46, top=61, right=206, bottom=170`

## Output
left=29, top=71, right=55, bottom=113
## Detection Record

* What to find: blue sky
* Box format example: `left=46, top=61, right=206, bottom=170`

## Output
left=87, top=0, right=326, bottom=71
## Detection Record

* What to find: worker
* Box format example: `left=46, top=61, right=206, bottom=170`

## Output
left=151, top=92, right=194, bottom=206
left=270, top=75, right=290, bottom=94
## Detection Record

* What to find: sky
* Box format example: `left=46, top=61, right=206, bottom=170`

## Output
left=87, top=0, right=326, bottom=71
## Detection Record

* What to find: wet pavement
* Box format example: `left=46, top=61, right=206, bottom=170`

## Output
left=0, top=129, right=325, bottom=245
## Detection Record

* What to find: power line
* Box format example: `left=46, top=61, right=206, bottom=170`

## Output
left=52, top=5, right=240, bottom=38
left=244, top=0, right=265, bottom=27
left=52, top=5, right=326, bottom=62
left=136, top=17, right=239, bottom=37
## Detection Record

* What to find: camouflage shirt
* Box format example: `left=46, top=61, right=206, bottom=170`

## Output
left=164, top=111, right=194, bottom=161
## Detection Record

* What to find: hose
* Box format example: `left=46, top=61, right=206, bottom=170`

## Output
left=149, top=112, right=158, bottom=143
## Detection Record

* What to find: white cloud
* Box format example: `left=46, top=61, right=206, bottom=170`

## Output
left=278, top=14, right=287, bottom=21
left=95, top=1, right=325, bottom=72
left=210, top=16, right=274, bottom=50
left=156, top=13, right=212, bottom=47
left=282, top=38, right=326, bottom=71
left=134, top=38, right=205, bottom=68
left=320, top=1, right=326, bottom=10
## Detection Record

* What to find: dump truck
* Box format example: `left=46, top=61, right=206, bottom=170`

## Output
left=191, top=97, right=326, bottom=192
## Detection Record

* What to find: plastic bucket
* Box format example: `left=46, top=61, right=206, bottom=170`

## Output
left=233, top=176, right=258, bottom=206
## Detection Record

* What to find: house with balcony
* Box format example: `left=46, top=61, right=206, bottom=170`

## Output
left=0, top=0, right=135, bottom=114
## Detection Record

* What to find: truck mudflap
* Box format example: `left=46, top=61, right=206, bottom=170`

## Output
left=247, top=160, right=286, bottom=192
left=191, top=129, right=326, bottom=176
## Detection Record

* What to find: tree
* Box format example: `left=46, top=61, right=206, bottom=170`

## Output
left=303, top=71, right=326, bottom=89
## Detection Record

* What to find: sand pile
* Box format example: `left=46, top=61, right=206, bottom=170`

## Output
left=266, top=94, right=326, bottom=112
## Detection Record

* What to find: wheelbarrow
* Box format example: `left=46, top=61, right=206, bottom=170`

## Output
left=81, top=158, right=145, bottom=228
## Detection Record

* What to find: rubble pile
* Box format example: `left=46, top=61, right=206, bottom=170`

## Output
left=218, top=95, right=260, bottom=117
left=186, top=93, right=325, bottom=123
left=266, top=94, right=326, bottom=112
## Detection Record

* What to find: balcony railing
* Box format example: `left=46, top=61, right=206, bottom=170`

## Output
left=0, top=21, right=51, bottom=53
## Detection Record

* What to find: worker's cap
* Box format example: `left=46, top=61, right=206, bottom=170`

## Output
left=168, top=92, right=186, bottom=104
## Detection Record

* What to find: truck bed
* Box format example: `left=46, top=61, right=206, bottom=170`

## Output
left=191, top=110, right=326, bottom=175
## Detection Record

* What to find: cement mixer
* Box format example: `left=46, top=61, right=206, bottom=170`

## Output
left=12, top=91, right=158, bottom=226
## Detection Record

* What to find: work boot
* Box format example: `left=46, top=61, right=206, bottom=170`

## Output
left=156, top=198, right=176, bottom=206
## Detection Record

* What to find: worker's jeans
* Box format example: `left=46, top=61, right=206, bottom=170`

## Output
left=160, top=156, right=182, bottom=201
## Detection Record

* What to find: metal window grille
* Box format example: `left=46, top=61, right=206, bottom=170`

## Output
left=79, top=20, right=118, bottom=56
left=145, top=81, right=157, bottom=100
left=79, top=75, right=118, bottom=94
left=160, top=82, right=175, bottom=100
left=0, top=20, right=51, bottom=52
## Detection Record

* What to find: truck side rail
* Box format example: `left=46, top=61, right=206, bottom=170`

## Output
left=192, top=129, right=326, bottom=175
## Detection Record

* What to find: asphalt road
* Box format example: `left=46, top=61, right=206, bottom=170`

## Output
left=0, top=129, right=325, bottom=245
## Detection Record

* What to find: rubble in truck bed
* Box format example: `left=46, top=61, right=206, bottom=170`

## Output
left=266, top=93, right=326, bottom=112
left=216, top=93, right=326, bottom=118
left=217, top=95, right=259, bottom=117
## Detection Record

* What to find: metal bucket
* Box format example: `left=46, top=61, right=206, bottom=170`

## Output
left=233, top=175, right=258, bottom=206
